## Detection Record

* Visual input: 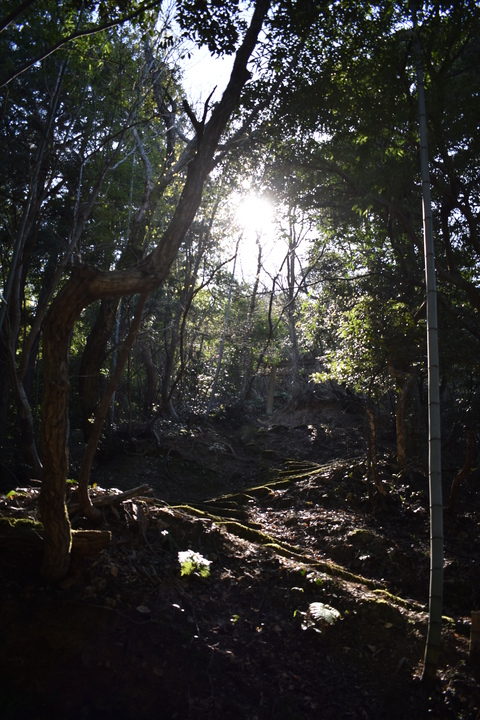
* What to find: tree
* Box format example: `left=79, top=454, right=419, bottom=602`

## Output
left=237, top=0, right=478, bottom=674
left=0, top=0, right=163, bottom=87
left=35, top=0, right=271, bottom=580
left=1, top=10, right=188, bottom=495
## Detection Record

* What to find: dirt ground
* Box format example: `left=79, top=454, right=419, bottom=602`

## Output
left=1, top=407, right=479, bottom=719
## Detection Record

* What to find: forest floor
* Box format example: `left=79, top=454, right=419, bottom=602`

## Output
left=1, top=398, right=480, bottom=719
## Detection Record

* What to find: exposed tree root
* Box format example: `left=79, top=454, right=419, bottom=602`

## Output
left=168, top=503, right=384, bottom=591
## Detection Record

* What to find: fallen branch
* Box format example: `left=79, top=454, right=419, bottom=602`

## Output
left=69, top=484, right=152, bottom=514
left=91, top=484, right=153, bottom=507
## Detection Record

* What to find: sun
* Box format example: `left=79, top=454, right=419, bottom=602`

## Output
left=227, top=190, right=289, bottom=281
left=235, top=193, right=274, bottom=238
left=232, top=192, right=276, bottom=280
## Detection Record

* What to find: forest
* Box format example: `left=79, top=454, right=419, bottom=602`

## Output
left=1, top=0, right=479, bottom=717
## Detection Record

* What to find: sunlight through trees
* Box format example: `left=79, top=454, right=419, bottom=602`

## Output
left=1, top=1, right=479, bottom=708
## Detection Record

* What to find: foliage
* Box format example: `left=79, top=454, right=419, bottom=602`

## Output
left=178, top=549, right=212, bottom=577
left=315, top=296, right=422, bottom=398
left=176, top=0, right=247, bottom=55
left=0, top=0, right=477, bottom=445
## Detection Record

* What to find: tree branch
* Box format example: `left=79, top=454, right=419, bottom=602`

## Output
left=0, top=0, right=39, bottom=33
left=1, top=0, right=162, bottom=87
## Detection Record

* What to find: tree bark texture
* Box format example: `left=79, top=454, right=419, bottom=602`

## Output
left=38, top=0, right=271, bottom=579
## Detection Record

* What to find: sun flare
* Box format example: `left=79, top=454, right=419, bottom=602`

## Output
left=228, top=190, right=286, bottom=281
left=235, top=193, right=274, bottom=238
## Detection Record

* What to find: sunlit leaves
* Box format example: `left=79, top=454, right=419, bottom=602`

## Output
left=317, top=296, right=422, bottom=399
left=178, top=549, right=212, bottom=577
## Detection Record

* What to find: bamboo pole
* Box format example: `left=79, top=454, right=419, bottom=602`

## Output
left=413, top=24, right=444, bottom=681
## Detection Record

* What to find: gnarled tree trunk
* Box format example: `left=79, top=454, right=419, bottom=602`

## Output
left=38, top=0, right=270, bottom=580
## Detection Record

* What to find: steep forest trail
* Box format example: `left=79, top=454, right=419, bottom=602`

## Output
left=1, top=415, right=480, bottom=719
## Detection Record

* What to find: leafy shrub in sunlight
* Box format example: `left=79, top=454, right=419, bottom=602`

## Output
left=178, top=550, right=212, bottom=578
left=297, top=602, right=341, bottom=633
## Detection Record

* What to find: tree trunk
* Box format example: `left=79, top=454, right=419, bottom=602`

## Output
left=160, top=308, right=180, bottom=414
left=241, top=238, right=262, bottom=402
left=286, top=223, right=301, bottom=400
left=79, top=299, right=119, bottom=439
left=447, top=428, right=476, bottom=514
left=0, top=63, right=66, bottom=466
left=0, top=62, right=66, bottom=336
left=395, top=372, right=417, bottom=469
left=141, top=342, right=158, bottom=413
left=207, top=239, right=240, bottom=411
left=366, top=402, right=386, bottom=497
left=266, top=365, right=277, bottom=416
left=164, top=220, right=217, bottom=410
left=77, top=295, right=148, bottom=519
